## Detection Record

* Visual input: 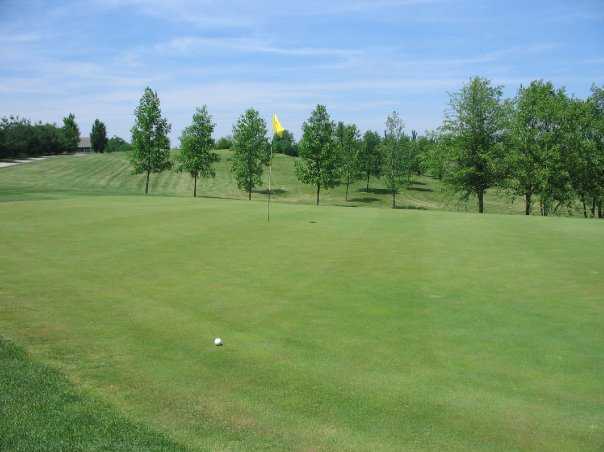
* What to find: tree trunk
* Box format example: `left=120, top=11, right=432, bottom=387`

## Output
left=193, top=174, right=197, bottom=198
left=248, top=190, right=251, bottom=200
left=478, top=189, right=484, bottom=213
left=345, top=178, right=350, bottom=201
left=392, top=190, right=396, bottom=209
left=366, top=172, right=370, bottom=192
left=525, top=192, right=532, bottom=215
left=598, top=199, right=603, bottom=218
left=316, top=183, right=320, bottom=206
left=145, top=170, right=150, bottom=195
left=591, top=198, right=596, bottom=218
left=582, top=196, right=587, bottom=218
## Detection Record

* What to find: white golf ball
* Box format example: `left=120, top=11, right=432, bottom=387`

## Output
left=214, top=337, right=223, bottom=346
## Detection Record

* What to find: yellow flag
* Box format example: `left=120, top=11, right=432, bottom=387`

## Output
left=272, top=113, right=285, bottom=137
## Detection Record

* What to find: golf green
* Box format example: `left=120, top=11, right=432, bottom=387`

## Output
left=1, top=195, right=602, bottom=450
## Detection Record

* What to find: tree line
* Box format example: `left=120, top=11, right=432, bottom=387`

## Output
left=129, top=80, right=604, bottom=219
left=0, top=114, right=80, bottom=159
left=4, top=78, right=601, bottom=218
left=0, top=114, right=132, bottom=159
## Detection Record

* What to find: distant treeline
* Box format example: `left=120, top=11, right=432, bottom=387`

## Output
left=0, top=115, right=132, bottom=159
left=0, top=114, right=79, bottom=158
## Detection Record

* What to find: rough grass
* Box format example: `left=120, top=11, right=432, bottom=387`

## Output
left=0, top=150, right=529, bottom=214
left=0, top=337, right=185, bottom=451
left=1, top=195, right=603, bottom=450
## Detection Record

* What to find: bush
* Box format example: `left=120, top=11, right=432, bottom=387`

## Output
left=272, top=130, right=298, bottom=156
left=215, top=136, right=233, bottom=150
left=0, top=116, right=66, bottom=159
left=105, top=136, right=133, bottom=153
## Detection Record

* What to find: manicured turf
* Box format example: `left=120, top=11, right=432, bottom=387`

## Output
left=1, top=194, right=602, bottom=450
left=0, top=338, right=185, bottom=451
left=0, top=150, right=528, bottom=214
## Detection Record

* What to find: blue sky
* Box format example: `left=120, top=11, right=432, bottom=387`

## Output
left=0, top=0, right=602, bottom=143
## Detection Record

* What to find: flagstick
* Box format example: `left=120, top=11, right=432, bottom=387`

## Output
left=267, top=143, right=273, bottom=223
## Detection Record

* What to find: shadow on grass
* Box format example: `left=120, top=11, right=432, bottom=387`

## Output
left=407, top=186, right=433, bottom=192
left=348, top=196, right=380, bottom=203
left=253, top=188, right=288, bottom=195
left=394, top=204, right=428, bottom=210
left=358, top=188, right=391, bottom=195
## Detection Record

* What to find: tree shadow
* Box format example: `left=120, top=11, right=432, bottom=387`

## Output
left=407, top=186, right=433, bottom=192
left=348, top=196, right=380, bottom=203
left=394, top=205, right=428, bottom=210
left=358, top=188, right=391, bottom=195
left=253, top=188, right=288, bottom=195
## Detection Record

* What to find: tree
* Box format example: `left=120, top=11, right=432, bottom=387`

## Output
left=271, top=129, right=298, bottom=156
left=442, top=77, right=507, bottom=213
left=231, top=108, right=269, bottom=200
left=215, top=136, right=233, bottom=150
left=588, top=84, right=604, bottom=218
left=565, top=90, right=604, bottom=218
left=296, top=105, right=340, bottom=205
left=358, top=130, right=382, bottom=192
left=335, top=122, right=361, bottom=201
left=0, top=116, right=64, bottom=158
left=176, top=106, right=219, bottom=197
left=418, top=130, right=448, bottom=179
left=90, top=119, right=108, bottom=153
left=105, top=136, right=132, bottom=153
left=62, top=113, right=80, bottom=152
left=381, top=111, right=408, bottom=209
left=130, top=87, right=172, bottom=195
left=407, top=130, right=425, bottom=177
left=505, top=80, right=577, bottom=216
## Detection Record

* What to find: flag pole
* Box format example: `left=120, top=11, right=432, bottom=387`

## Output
left=267, top=141, right=272, bottom=223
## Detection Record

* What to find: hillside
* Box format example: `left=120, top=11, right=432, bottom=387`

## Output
left=0, top=150, right=528, bottom=214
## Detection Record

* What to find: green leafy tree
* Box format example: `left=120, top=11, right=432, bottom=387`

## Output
left=425, top=131, right=454, bottom=180
left=215, top=136, right=233, bottom=150
left=442, top=76, right=507, bottom=213
left=130, top=87, right=172, bottom=195
left=231, top=108, right=269, bottom=200
left=176, top=106, right=219, bottom=197
left=505, top=80, right=578, bottom=216
left=588, top=84, right=604, bottom=218
left=105, top=136, right=132, bottom=153
left=62, top=113, right=80, bottom=152
left=381, top=111, right=408, bottom=209
left=409, top=130, right=425, bottom=177
left=90, top=119, right=108, bottom=153
left=358, top=130, right=382, bottom=192
left=335, top=122, right=361, bottom=201
left=296, top=105, right=340, bottom=205
left=271, top=129, right=298, bottom=156
left=0, top=116, right=64, bottom=158
left=564, top=90, right=604, bottom=218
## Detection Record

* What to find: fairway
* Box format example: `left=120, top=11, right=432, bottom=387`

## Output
left=1, top=195, right=603, bottom=450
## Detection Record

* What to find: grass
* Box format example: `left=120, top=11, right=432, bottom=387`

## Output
left=0, top=337, right=185, bottom=451
left=1, top=192, right=603, bottom=450
left=0, top=150, right=529, bottom=214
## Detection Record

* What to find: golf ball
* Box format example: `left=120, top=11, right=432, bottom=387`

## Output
left=214, top=337, right=223, bottom=346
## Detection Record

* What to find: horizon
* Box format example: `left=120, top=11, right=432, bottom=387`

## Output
left=1, top=0, right=603, bottom=143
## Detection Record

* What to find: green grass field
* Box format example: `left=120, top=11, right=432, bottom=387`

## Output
left=1, top=156, right=603, bottom=450
left=0, top=150, right=529, bottom=214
